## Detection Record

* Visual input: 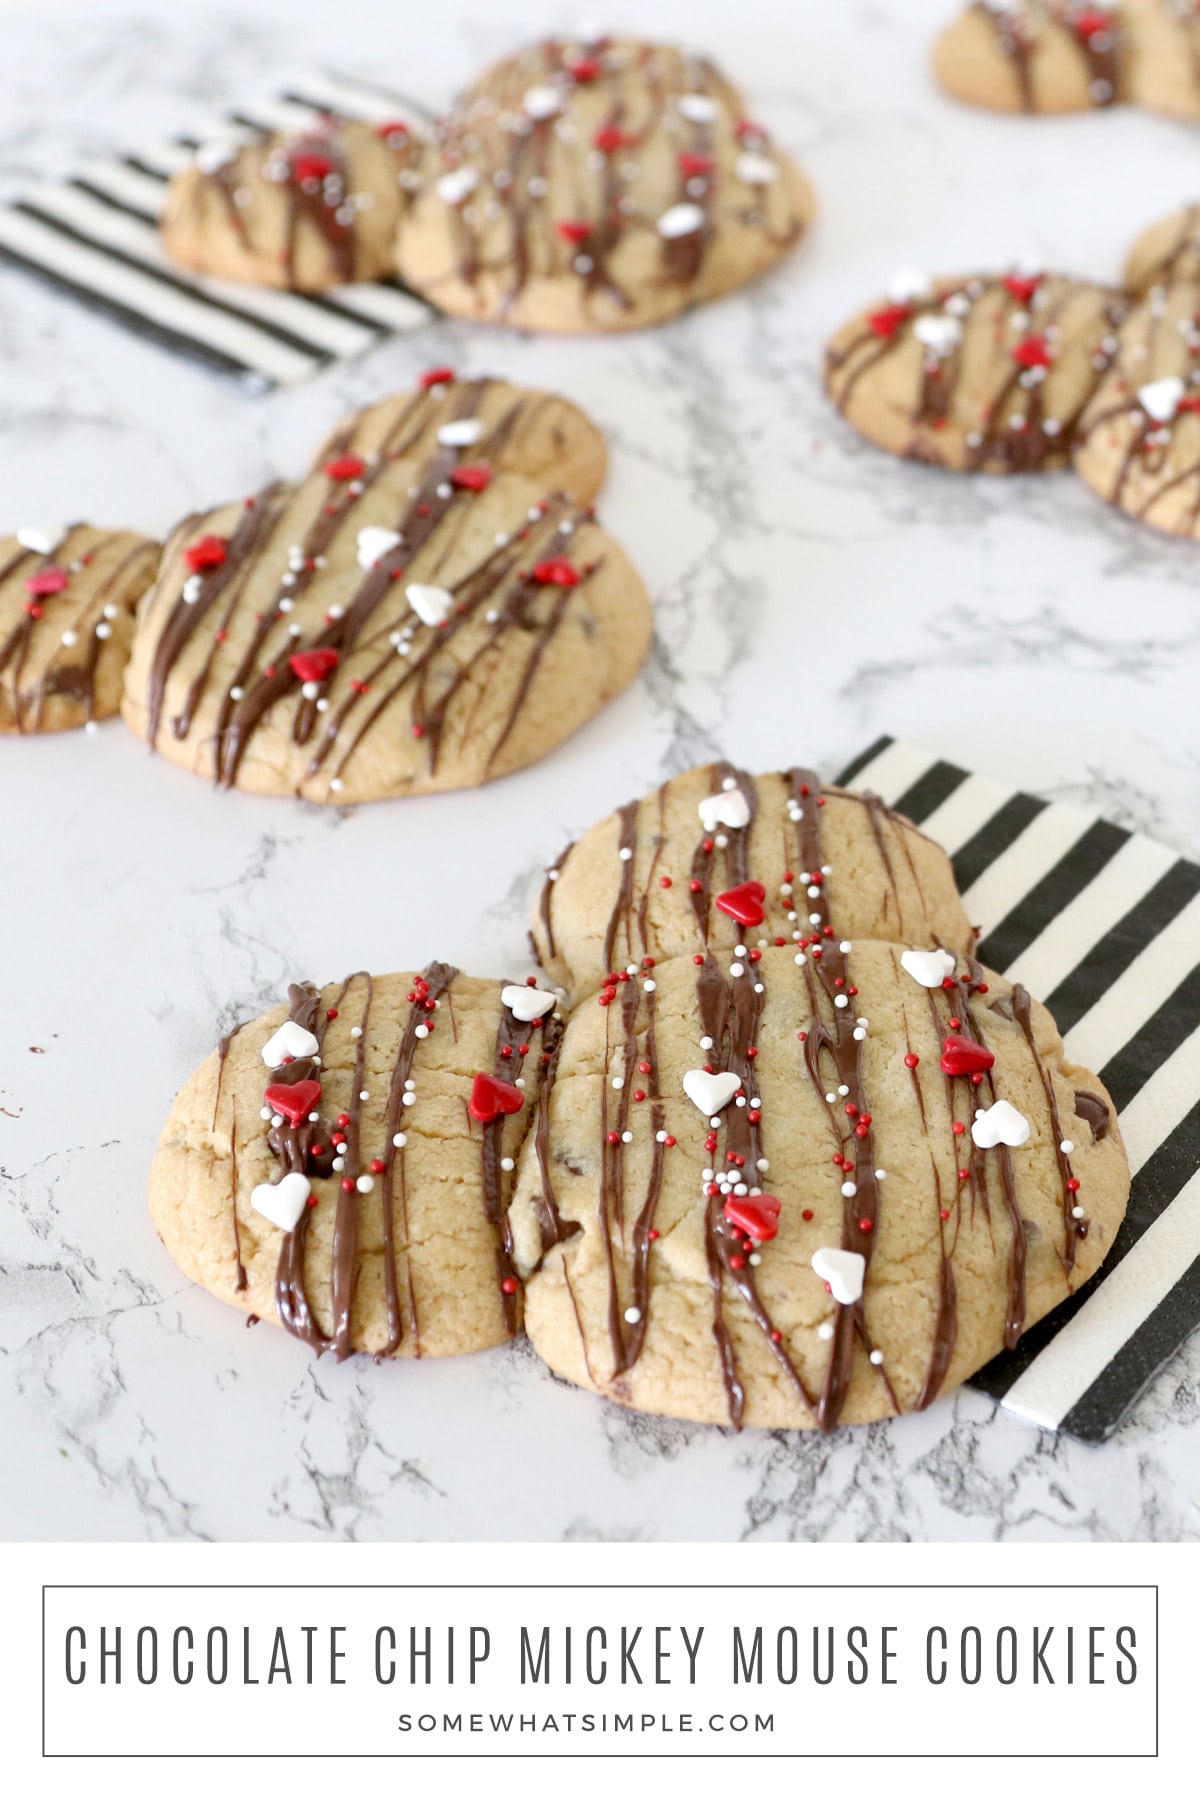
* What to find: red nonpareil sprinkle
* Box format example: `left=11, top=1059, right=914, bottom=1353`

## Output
left=664, top=1136, right=676, bottom=1147
left=555, top=220, right=591, bottom=244
left=660, top=876, right=672, bottom=889
left=532, top=556, right=580, bottom=586
left=633, top=1089, right=646, bottom=1103
left=801, top=1209, right=814, bottom=1222
left=420, top=365, right=455, bottom=388
left=323, top=454, right=366, bottom=482
left=24, top=565, right=69, bottom=598
left=369, top=1158, right=386, bottom=1174
left=1067, top=1177, right=1081, bottom=1192
left=904, top=1053, right=920, bottom=1069
left=958, top=1168, right=970, bottom=1182
left=450, top=462, right=492, bottom=491
left=340, top=1177, right=355, bottom=1193
left=1074, top=8, right=1114, bottom=38
left=869, top=303, right=911, bottom=340
left=183, top=534, right=228, bottom=573
left=566, top=55, right=602, bottom=81
left=940, top=1207, right=951, bottom=1220
left=326, top=1007, right=338, bottom=1020
left=729, top=1254, right=746, bottom=1272
left=289, top=647, right=340, bottom=684
left=593, top=125, right=626, bottom=153
left=735, top=118, right=764, bottom=141
left=500, top=1276, right=519, bottom=1296
left=292, top=152, right=335, bottom=185
left=679, top=151, right=714, bottom=177
left=336, top=1113, right=350, bottom=1128
left=376, top=120, right=409, bottom=141
left=858, top=1218, right=873, bottom=1233
left=952, top=1121, right=966, bottom=1136
left=648, top=1227, right=660, bottom=1241
left=412, top=723, right=426, bottom=739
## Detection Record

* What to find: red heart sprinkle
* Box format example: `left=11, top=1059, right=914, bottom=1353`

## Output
left=1012, top=335, right=1052, bottom=370
left=715, top=880, right=767, bottom=929
left=469, top=1072, right=525, bottom=1123
left=532, top=557, right=580, bottom=586
left=723, top=1193, right=781, bottom=1242
left=593, top=126, right=626, bottom=153
left=450, top=463, right=492, bottom=492
left=940, top=1035, right=996, bottom=1078
left=679, top=152, right=715, bottom=177
left=1074, top=10, right=1113, bottom=38
left=24, top=566, right=69, bottom=598
left=289, top=647, right=340, bottom=684
left=556, top=220, right=592, bottom=244
left=566, top=56, right=602, bottom=82
left=1002, top=273, right=1042, bottom=304
left=323, top=454, right=365, bottom=482
left=183, top=534, right=229, bottom=573
left=376, top=120, right=409, bottom=141
left=868, top=303, right=911, bottom=339
left=292, top=152, right=335, bottom=184
left=420, top=366, right=455, bottom=388
left=264, top=1079, right=322, bottom=1125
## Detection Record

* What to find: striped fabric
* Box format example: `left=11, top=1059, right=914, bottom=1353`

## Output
left=837, top=736, right=1200, bottom=1443
left=0, top=73, right=437, bottom=392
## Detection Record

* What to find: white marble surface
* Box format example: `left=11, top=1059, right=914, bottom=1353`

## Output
left=1, top=0, right=1199, bottom=1543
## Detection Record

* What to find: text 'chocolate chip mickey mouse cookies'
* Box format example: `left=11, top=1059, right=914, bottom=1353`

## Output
left=934, top=1, right=1200, bottom=122
left=122, top=375, right=650, bottom=802
left=150, top=967, right=561, bottom=1358
left=161, top=114, right=424, bottom=291
left=934, top=2, right=1127, bottom=113
left=509, top=768, right=1128, bottom=1431
left=1073, top=278, right=1200, bottom=537
left=533, top=761, right=974, bottom=1002
left=1, top=524, right=159, bottom=733
left=824, top=270, right=1127, bottom=473
left=393, top=33, right=814, bottom=333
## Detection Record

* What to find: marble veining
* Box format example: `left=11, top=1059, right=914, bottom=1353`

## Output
left=1, top=0, right=1198, bottom=1542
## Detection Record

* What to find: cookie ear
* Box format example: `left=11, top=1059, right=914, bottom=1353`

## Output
left=824, top=272, right=1127, bottom=474
left=1074, top=279, right=1200, bottom=540
left=0, top=524, right=159, bottom=735
left=392, top=35, right=814, bottom=334
left=933, top=2, right=1125, bottom=115
left=308, top=375, right=608, bottom=505
left=160, top=116, right=425, bottom=292
left=148, top=968, right=564, bottom=1360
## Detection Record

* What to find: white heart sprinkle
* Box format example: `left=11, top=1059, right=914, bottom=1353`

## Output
left=260, top=1020, right=320, bottom=1067
left=501, top=983, right=557, bottom=1023
left=697, top=788, right=750, bottom=831
left=811, top=1246, right=866, bottom=1307
left=735, top=152, right=777, bottom=186
left=17, top=524, right=66, bottom=555
left=658, top=202, right=706, bottom=239
left=913, top=314, right=963, bottom=358
left=196, top=134, right=249, bottom=175
left=900, top=947, right=957, bottom=988
left=357, top=525, right=402, bottom=570
left=436, top=167, right=478, bottom=206
left=677, top=93, right=717, bottom=122
left=682, top=1069, right=741, bottom=1116
left=888, top=267, right=931, bottom=304
left=523, top=85, right=561, bottom=120
left=406, top=582, right=453, bottom=626
left=1138, top=376, right=1185, bottom=424
left=437, top=417, right=484, bottom=447
left=971, top=1099, right=1031, bottom=1150
left=250, top=1171, right=311, bottom=1232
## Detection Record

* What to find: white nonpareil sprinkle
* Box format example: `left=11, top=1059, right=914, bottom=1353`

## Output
left=392, top=1133, right=407, bottom=1148
left=624, top=1306, right=642, bottom=1324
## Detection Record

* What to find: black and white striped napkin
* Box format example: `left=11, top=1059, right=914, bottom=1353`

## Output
left=0, top=73, right=437, bottom=393
left=837, top=735, right=1200, bottom=1443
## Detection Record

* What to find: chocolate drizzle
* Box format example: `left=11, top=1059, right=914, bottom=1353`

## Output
left=826, top=274, right=1127, bottom=471
left=139, top=443, right=601, bottom=797
left=976, top=1, right=1121, bottom=110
